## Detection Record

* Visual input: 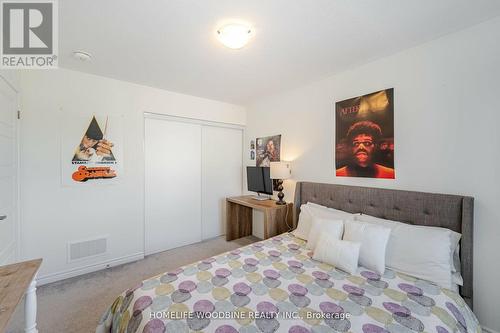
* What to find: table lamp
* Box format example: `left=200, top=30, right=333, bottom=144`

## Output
left=270, top=161, right=292, bottom=205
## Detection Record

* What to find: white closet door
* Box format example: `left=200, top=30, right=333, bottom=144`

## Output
left=201, top=126, right=242, bottom=239
left=145, top=118, right=202, bottom=255
left=0, top=77, right=18, bottom=265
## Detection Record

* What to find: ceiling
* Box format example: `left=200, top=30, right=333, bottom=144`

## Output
left=59, top=0, right=500, bottom=105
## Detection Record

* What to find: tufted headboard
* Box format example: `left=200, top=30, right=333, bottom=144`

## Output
left=293, top=181, right=474, bottom=308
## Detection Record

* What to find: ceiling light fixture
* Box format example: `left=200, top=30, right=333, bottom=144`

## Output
left=216, top=23, right=252, bottom=49
left=72, top=51, right=92, bottom=62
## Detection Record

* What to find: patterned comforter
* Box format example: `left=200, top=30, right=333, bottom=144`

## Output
left=96, top=233, right=480, bottom=333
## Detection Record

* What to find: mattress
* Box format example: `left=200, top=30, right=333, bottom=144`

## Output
left=96, top=233, right=480, bottom=333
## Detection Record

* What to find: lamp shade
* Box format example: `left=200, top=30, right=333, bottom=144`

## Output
left=270, top=162, right=292, bottom=180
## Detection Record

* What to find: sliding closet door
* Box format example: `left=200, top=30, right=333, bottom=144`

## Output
left=145, top=117, right=202, bottom=255
left=201, top=126, right=242, bottom=239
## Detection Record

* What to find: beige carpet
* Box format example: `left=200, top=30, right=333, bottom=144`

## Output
left=7, top=236, right=258, bottom=333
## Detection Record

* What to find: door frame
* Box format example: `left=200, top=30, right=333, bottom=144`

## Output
left=0, top=74, right=21, bottom=264
left=142, top=112, right=245, bottom=255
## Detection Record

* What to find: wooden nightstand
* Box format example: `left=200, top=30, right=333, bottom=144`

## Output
left=226, top=196, right=294, bottom=240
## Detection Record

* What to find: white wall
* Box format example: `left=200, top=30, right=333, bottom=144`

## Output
left=245, top=17, right=500, bottom=331
left=19, top=68, right=245, bottom=284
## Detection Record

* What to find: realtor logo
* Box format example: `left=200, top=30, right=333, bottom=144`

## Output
left=1, top=0, right=58, bottom=68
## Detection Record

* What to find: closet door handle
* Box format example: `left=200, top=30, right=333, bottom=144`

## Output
left=0, top=215, right=6, bottom=221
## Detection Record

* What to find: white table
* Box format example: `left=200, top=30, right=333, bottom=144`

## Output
left=0, top=259, right=42, bottom=333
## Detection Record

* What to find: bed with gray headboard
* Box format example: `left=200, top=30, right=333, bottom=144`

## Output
left=293, top=181, right=474, bottom=307
left=97, top=181, right=477, bottom=333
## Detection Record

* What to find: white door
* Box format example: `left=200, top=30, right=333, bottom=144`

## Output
left=145, top=117, right=202, bottom=255
left=0, top=77, right=18, bottom=265
left=201, top=126, right=242, bottom=239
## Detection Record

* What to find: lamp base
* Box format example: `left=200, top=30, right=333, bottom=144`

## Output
left=276, top=179, right=286, bottom=205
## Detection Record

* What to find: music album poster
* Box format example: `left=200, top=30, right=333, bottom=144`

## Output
left=256, top=134, right=281, bottom=167
left=61, top=113, right=124, bottom=185
left=335, top=88, right=395, bottom=179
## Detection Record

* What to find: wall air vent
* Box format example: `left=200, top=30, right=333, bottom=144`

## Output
left=68, top=237, right=107, bottom=262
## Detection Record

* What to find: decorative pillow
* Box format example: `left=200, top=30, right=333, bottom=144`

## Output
left=356, top=214, right=461, bottom=283
left=449, top=235, right=461, bottom=276
left=307, top=202, right=357, bottom=219
left=452, top=272, right=464, bottom=286
left=293, top=204, right=314, bottom=240
left=356, top=214, right=453, bottom=289
left=306, top=217, right=344, bottom=250
left=343, top=220, right=391, bottom=274
left=293, top=203, right=355, bottom=240
left=312, top=234, right=361, bottom=274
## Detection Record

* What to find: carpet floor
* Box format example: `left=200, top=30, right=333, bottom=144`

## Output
left=7, top=236, right=258, bottom=333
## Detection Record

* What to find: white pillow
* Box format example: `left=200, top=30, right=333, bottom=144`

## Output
left=293, top=203, right=355, bottom=240
left=452, top=272, right=463, bottom=286
left=307, top=202, right=357, bottom=219
left=343, top=220, right=391, bottom=274
left=450, top=236, right=461, bottom=273
left=356, top=214, right=453, bottom=288
left=357, top=214, right=461, bottom=275
left=306, top=217, right=344, bottom=250
left=313, top=234, right=361, bottom=274
left=293, top=204, right=314, bottom=240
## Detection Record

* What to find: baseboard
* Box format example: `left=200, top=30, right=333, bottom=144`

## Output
left=37, top=252, right=144, bottom=286
left=483, top=326, right=500, bottom=333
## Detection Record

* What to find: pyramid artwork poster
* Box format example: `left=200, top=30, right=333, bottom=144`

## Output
left=61, top=113, right=123, bottom=185
left=72, top=116, right=116, bottom=163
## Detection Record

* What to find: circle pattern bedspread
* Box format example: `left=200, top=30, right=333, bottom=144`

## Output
left=96, top=233, right=480, bottom=333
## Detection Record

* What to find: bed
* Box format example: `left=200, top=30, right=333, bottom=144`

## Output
left=96, top=182, right=479, bottom=333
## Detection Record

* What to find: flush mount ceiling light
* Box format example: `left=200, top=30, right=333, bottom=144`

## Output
left=72, top=51, right=92, bottom=62
left=216, top=23, right=252, bottom=49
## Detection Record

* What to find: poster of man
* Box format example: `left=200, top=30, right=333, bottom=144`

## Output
left=335, top=89, right=395, bottom=179
left=256, top=134, right=281, bottom=167
left=61, top=113, right=123, bottom=185
left=73, top=116, right=116, bottom=162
